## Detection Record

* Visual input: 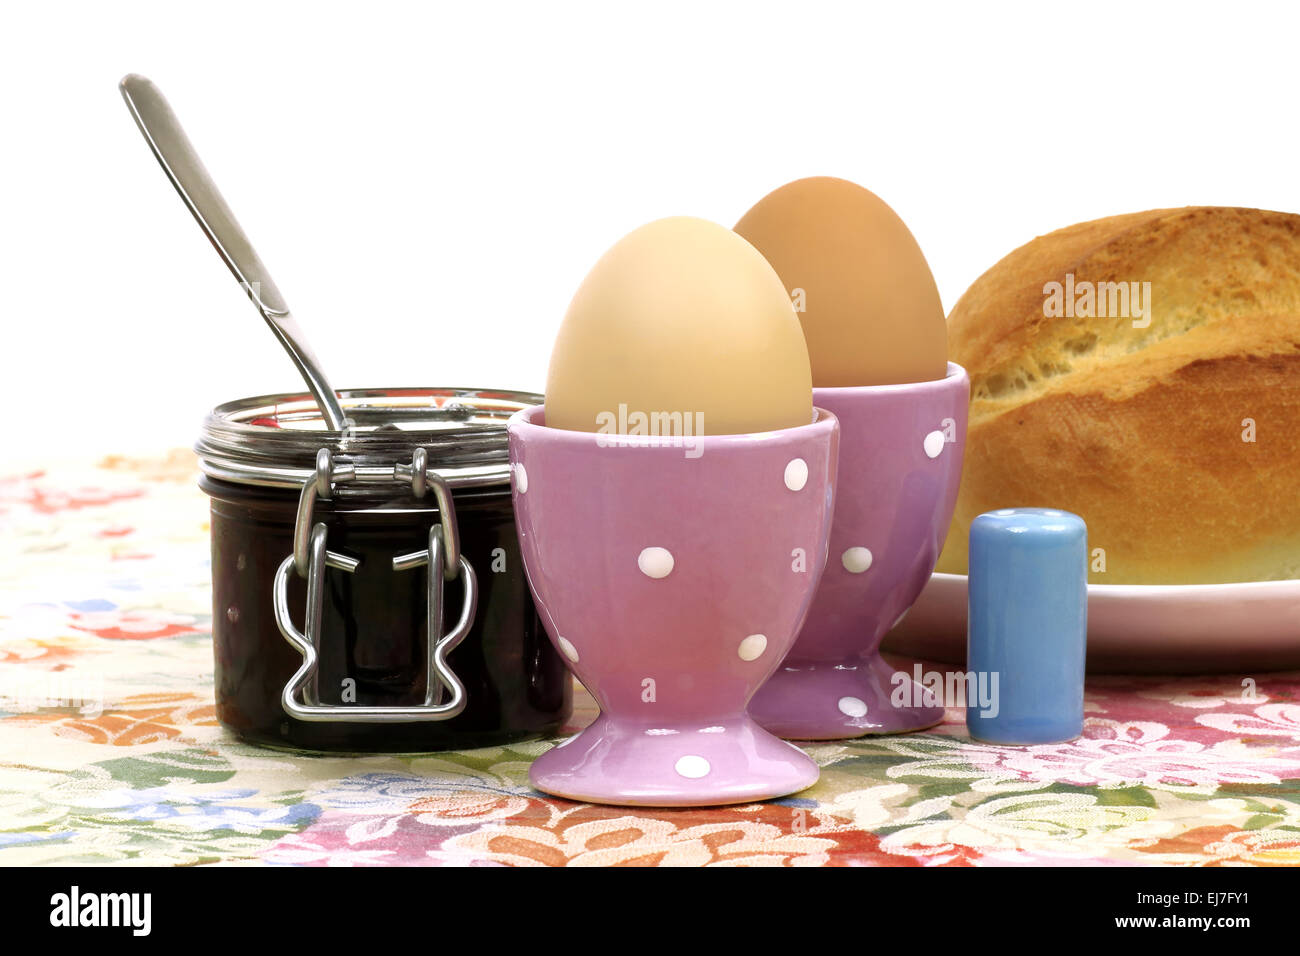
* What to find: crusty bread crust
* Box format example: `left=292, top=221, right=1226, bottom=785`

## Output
left=938, top=207, right=1300, bottom=584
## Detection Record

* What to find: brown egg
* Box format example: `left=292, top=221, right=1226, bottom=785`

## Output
left=735, top=176, right=948, bottom=386
left=545, top=217, right=813, bottom=435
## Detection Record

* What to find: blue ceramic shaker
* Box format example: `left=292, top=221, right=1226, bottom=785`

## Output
left=966, top=508, right=1087, bottom=744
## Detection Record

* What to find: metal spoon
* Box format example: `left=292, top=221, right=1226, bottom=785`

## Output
left=119, top=73, right=350, bottom=431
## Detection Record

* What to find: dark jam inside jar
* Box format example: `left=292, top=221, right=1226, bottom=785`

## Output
left=202, top=475, right=571, bottom=753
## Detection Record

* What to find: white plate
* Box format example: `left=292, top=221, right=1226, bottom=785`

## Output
left=883, top=572, right=1300, bottom=674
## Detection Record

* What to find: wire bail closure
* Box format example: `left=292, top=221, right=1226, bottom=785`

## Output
left=393, top=446, right=461, bottom=581
left=273, top=447, right=477, bottom=723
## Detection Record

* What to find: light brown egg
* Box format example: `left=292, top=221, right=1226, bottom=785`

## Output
left=545, top=216, right=813, bottom=435
left=735, top=176, right=948, bottom=386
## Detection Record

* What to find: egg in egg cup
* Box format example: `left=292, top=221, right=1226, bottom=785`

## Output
left=734, top=176, right=969, bottom=737
left=748, top=363, right=969, bottom=738
left=507, top=405, right=839, bottom=806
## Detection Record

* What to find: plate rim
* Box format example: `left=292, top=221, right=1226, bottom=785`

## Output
left=930, top=571, right=1300, bottom=600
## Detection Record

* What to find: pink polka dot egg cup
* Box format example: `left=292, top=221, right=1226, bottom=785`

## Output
left=507, top=405, right=839, bottom=807
left=749, top=362, right=969, bottom=739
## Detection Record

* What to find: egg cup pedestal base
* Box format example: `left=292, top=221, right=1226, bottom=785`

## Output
left=530, top=713, right=819, bottom=807
left=749, top=654, right=944, bottom=739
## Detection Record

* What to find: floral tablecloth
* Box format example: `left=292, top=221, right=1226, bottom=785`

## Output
left=1, top=453, right=1298, bottom=866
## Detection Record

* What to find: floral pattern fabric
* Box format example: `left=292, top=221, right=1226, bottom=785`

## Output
left=1, top=454, right=1298, bottom=866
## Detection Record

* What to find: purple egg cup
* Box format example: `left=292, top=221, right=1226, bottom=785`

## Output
left=507, top=406, right=839, bottom=807
left=749, top=362, right=970, bottom=739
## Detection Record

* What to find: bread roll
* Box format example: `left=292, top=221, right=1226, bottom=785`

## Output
left=937, top=206, right=1300, bottom=584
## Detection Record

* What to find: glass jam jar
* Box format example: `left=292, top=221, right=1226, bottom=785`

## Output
left=195, top=387, right=571, bottom=753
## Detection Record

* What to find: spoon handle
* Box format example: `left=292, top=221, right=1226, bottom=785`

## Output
left=119, top=74, right=349, bottom=431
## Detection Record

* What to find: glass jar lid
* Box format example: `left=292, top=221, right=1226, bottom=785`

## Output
left=196, top=386, right=540, bottom=490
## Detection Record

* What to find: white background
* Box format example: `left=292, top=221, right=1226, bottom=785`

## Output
left=2, top=1, right=1297, bottom=461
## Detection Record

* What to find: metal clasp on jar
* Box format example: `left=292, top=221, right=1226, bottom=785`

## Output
left=272, top=447, right=478, bottom=723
